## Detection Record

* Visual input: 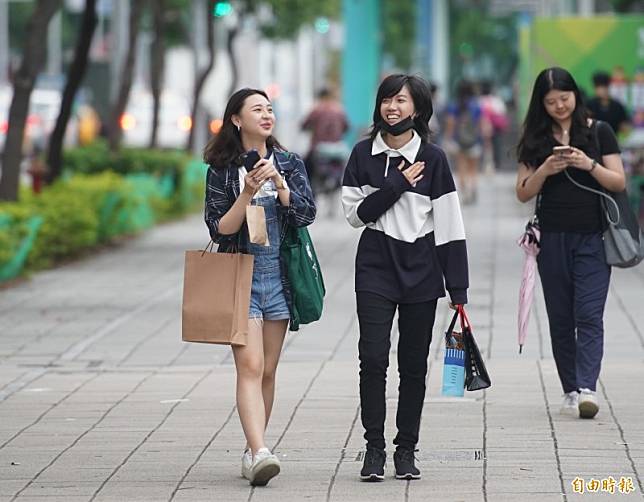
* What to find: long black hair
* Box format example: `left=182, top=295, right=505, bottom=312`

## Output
left=203, top=88, right=285, bottom=168
left=517, top=67, right=592, bottom=167
left=369, top=74, right=433, bottom=142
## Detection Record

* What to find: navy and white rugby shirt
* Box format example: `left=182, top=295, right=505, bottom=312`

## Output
left=341, top=131, right=469, bottom=304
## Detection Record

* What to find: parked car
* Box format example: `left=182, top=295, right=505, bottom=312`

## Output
left=120, top=88, right=192, bottom=149
left=0, top=86, right=78, bottom=154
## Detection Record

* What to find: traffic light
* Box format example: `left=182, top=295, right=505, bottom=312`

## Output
left=314, top=17, right=330, bottom=34
left=213, top=2, right=233, bottom=17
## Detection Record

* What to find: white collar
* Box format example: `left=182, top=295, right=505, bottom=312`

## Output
left=371, top=130, right=421, bottom=164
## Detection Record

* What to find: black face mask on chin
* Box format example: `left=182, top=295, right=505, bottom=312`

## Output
left=379, top=116, right=415, bottom=136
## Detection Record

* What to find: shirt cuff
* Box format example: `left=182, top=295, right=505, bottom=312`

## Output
left=385, top=167, right=410, bottom=195
left=448, top=288, right=468, bottom=305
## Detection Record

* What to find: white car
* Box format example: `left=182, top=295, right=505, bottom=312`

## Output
left=0, top=86, right=77, bottom=153
left=120, top=88, right=192, bottom=149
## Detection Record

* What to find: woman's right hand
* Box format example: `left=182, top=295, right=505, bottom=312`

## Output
left=242, top=171, right=263, bottom=196
left=399, top=160, right=425, bottom=187
left=539, top=154, right=568, bottom=177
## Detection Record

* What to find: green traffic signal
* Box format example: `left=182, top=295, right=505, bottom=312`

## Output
left=214, top=2, right=233, bottom=17
left=314, top=17, right=330, bottom=34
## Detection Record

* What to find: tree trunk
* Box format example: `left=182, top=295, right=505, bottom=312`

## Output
left=149, top=0, right=165, bottom=149
left=226, top=25, right=239, bottom=100
left=0, top=0, right=62, bottom=201
left=46, top=0, right=98, bottom=184
left=187, top=0, right=216, bottom=151
left=107, top=0, right=146, bottom=152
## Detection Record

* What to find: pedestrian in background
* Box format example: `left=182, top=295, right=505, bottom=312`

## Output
left=203, top=88, right=316, bottom=486
left=516, top=67, right=626, bottom=419
left=342, top=74, right=469, bottom=482
left=479, top=80, right=509, bottom=172
left=301, top=87, right=350, bottom=214
left=444, top=80, right=490, bottom=204
left=586, top=70, right=631, bottom=137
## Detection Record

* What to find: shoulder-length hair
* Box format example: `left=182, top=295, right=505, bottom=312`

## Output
left=203, top=88, right=285, bottom=168
left=368, top=74, right=433, bottom=143
left=517, top=67, right=591, bottom=167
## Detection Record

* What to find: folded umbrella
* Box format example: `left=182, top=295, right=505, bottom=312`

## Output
left=517, top=220, right=541, bottom=354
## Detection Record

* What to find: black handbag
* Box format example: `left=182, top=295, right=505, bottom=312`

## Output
left=459, top=306, right=492, bottom=391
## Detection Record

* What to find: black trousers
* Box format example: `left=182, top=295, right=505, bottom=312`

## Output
left=356, top=291, right=437, bottom=451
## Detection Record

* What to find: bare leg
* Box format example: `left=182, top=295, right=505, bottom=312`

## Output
left=232, top=318, right=267, bottom=454
left=456, top=152, right=470, bottom=203
left=261, top=320, right=288, bottom=426
left=466, top=155, right=480, bottom=202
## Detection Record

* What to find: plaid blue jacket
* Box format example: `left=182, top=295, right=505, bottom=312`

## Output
left=205, top=150, right=316, bottom=330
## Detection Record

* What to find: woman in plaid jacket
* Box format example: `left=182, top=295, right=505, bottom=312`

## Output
left=204, top=88, right=315, bottom=486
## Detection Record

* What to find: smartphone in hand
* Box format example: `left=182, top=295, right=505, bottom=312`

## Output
left=553, top=145, right=573, bottom=156
left=243, top=149, right=262, bottom=170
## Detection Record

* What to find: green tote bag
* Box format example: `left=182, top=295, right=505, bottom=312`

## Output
left=280, top=226, right=325, bottom=331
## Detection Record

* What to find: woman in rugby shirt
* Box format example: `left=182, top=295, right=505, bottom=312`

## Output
left=342, top=74, right=469, bottom=482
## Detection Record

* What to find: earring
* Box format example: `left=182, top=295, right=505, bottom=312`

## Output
left=236, top=124, right=241, bottom=132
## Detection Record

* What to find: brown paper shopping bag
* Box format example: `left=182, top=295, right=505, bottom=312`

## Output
left=182, top=246, right=254, bottom=346
left=246, top=205, right=270, bottom=246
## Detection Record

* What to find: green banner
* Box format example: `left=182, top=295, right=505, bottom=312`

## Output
left=519, top=15, right=644, bottom=118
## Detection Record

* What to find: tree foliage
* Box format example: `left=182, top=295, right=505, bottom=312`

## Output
left=381, top=0, right=416, bottom=72
left=256, top=0, right=341, bottom=39
left=448, top=2, right=517, bottom=90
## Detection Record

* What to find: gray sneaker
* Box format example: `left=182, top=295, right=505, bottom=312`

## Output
left=241, top=449, right=252, bottom=479
left=578, top=388, right=599, bottom=419
left=249, top=447, right=280, bottom=486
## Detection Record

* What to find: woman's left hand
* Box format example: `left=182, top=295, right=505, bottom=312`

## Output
left=565, top=147, right=594, bottom=172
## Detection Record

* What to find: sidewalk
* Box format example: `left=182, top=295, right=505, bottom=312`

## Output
left=0, top=173, right=643, bottom=502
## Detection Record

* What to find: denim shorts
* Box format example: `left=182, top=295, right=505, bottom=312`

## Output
left=247, top=195, right=290, bottom=321
left=248, top=259, right=290, bottom=321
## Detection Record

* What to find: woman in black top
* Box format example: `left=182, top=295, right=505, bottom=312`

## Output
left=342, top=74, right=469, bottom=481
left=516, top=67, right=625, bottom=419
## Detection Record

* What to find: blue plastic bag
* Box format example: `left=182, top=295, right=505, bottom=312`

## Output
left=441, top=311, right=465, bottom=397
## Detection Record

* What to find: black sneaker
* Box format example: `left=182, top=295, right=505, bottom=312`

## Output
left=394, top=448, right=421, bottom=480
left=360, top=447, right=386, bottom=482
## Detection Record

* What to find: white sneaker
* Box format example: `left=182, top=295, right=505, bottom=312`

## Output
left=241, top=448, right=252, bottom=479
left=249, top=447, right=280, bottom=486
left=578, top=388, right=599, bottom=419
left=560, top=391, right=579, bottom=417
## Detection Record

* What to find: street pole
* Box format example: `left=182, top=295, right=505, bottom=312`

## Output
left=110, top=0, right=129, bottom=102
left=47, top=10, right=62, bottom=77
left=0, top=0, right=8, bottom=86
left=190, top=0, right=207, bottom=157
left=431, top=0, right=449, bottom=98
left=414, top=0, right=431, bottom=78
left=578, top=0, right=595, bottom=16
left=341, top=0, right=380, bottom=145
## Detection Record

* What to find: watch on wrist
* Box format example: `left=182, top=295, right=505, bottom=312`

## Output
left=589, top=159, right=597, bottom=172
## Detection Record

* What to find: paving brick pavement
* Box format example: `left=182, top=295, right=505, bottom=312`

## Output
left=0, top=173, right=643, bottom=502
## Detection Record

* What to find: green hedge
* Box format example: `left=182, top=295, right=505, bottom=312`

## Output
left=64, top=141, right=203, bottom=217
left=0, top=146, right=207, bottom=281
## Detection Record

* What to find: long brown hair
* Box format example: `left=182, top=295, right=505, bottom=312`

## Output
left=203, top=88, right=285, bottom=168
